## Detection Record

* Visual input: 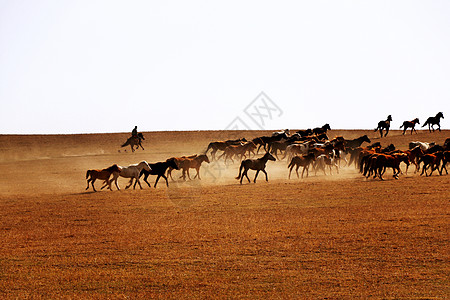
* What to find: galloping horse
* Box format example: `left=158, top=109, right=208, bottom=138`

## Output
left=235, top=152, right=276, bottom=184
left=140, top=158, right=179, bottom=188
left=374, top=115, right=392, bottom=138
left=121, top=132, right=145, bottom=152
left=313, top=124, right=331, bottom=135
left=400, top=118, right=420, bottom=135
left=110, top=161, right=151, bottom=189
left=86, top=164, right=121, bottom=192
left=422, top=112, right=444, bottom=132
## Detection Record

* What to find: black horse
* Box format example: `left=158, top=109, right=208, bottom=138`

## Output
left=422, top=112, right=444, bottom=132
left=252, top=132, right=288, bottom=154
left=140, top=158, right=179, bottom=188
left=312, top=124, right=331, bottom=135
left=374, top=115, right=392, bottom=138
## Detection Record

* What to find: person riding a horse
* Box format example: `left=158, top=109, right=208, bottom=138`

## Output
left=132, top=126, right=138, bottom=138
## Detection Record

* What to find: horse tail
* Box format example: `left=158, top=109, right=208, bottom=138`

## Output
left=121, top=140, right=129, bottom=147
left=86, top=170, right=91, bottom=179
left=421, top=120, right=428, bottom=127
left=399, top=123, right=404, bottom=129
left=235, top=162, right=244, bottom=180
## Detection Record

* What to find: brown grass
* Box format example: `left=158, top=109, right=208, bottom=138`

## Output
left=0, top=129, right=449, bottom=298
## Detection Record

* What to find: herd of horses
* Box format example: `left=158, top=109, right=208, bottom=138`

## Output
left=86, top=112, right=448, bottom=191
left=375, top=112, right=444, bottom=138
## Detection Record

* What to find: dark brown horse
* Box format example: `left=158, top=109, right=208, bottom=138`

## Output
left=235, top=152, right=276, bottom=184
left=374, top=115, right=392, bottom=138
left=400, top=118, right=420, bottom=135
left=86, top=164, right=121, bottom=191
left=121, top=132, right=145, bottom=152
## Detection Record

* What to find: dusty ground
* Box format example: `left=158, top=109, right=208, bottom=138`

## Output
left=0, top=129, right=448, bottom=298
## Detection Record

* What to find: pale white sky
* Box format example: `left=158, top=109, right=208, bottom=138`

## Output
left=0, top=0, right=449, bottom=134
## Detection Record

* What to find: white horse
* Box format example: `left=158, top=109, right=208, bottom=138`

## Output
left=409, top=141, right=434, bottom=151
left=113, top=161, right=151, bottom=189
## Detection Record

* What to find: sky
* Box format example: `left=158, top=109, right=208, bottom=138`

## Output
left=0, top=0, right=449, bottom=134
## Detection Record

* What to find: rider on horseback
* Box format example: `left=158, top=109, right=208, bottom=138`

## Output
left=132, top=126, right=138, bottom=138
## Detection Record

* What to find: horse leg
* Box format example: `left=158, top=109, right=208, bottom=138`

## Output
left=262, top=169, right=268, bottom=181
left=154, top=175, right=161, bottom=188
left=113, top=176, right=120, bottom=191
left=91, top=179, right=97, bottom=192
left=301, top=166, right=308, bottom=178
left=195, top=167, right=201, bottom=180
left=243, top=169, right=251, bottom=184
left=134, top=177, right=143, bottom=189
left=253, top=170, right=260, bottom=183
left=143, top=173, right=152, bottom=188
left=162, top=174, right=170, bottom=187
left=125, top=178, right=133, bottom=189
left=86, top=178, right=91, bottom=190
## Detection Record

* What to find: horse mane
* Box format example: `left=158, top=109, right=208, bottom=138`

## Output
left=105, top=164, right=119, bottom=172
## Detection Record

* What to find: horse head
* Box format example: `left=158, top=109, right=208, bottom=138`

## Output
left=138, top=132, right=145, bottom=140
left=264, top=152, right=277, bottom=161
left=139, top=160, right=151, bottom=171
left=362, top=135, right=371, bottom=143
left=387, top=115, right=393, bottom=121
left=167, top=158, right=179, bottom=170
left=437, top=112, right=444, bottom=119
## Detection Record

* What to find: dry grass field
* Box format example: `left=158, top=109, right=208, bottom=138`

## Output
left=0, top=129, right=449, bottom=298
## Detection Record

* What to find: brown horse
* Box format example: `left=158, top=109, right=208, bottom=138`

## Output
left=371, top=153, right=409, bottom=180
left=86, top=164, right=121, bottom=191
left=166, top=154, right=198, bottom=181
left=403, top=146, right=425, bottom=174
left=177, top=154, right=210, bottom=180
left=440, top=151, right=450, bottom=175
left=206, top=138, right=246, bottom=160
left=218, top=142, right=256, bottom=163
left=287, top=152, right=316, bottom=179
left=235, top=152, right=276, bottom=184
left=419, top=152, right=444, bottom=176
left=400, top=118, right=420, bottom=135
